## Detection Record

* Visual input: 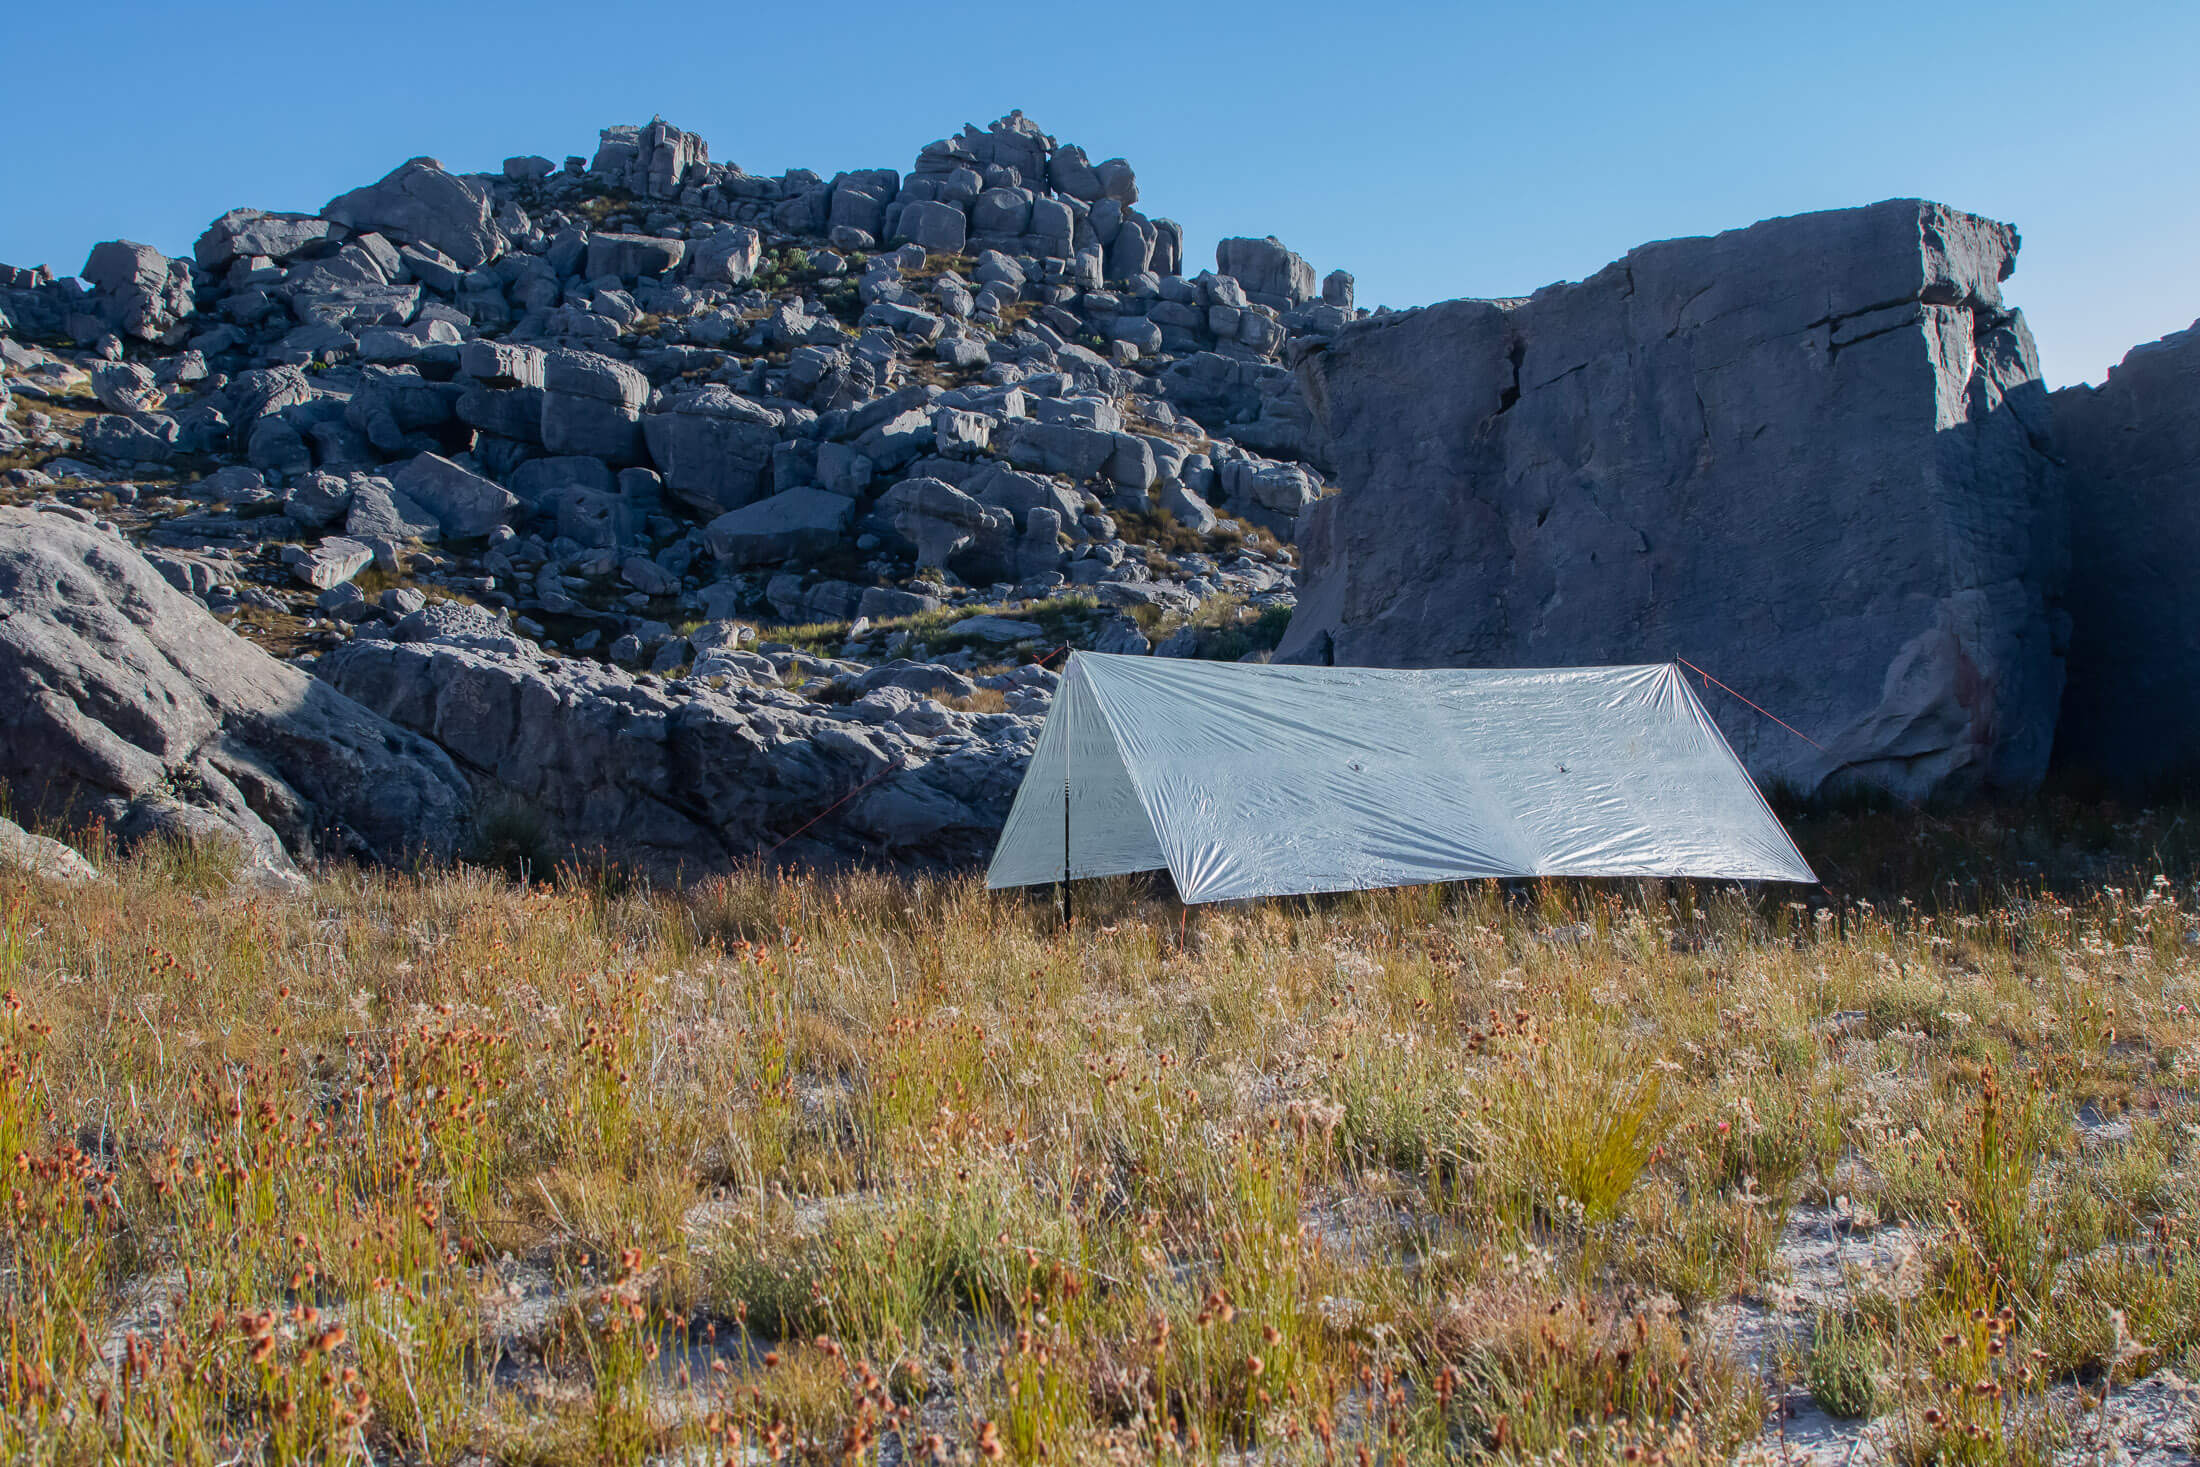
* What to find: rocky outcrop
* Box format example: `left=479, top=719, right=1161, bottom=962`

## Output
left=80, top=241, right=196, bottom=345
left=1280, top=199, right=2068, bottom=802
left=0, top=507, right=469, bottom=879
left=318, top=617, right=1040, bottom=877
left=322, top=158, right=504, bottom=270
left=2050, top=320, right=2200, bottom=787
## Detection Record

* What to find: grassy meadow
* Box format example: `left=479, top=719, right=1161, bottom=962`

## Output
left=0, top=801, right=2195, bottom=1464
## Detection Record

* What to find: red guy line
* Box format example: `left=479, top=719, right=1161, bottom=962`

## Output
left=1675, top=657, right=1827, bottom=752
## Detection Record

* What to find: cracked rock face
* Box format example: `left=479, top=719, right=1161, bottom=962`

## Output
left=2049, top=320, right=2200, bottom=788
left=318, top=627, right=1039, bottom=879
left=1280, top=199, right=2068, bottom=802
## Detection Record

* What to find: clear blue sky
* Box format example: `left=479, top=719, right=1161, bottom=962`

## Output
left=5, top=1, right=2193, bottom=387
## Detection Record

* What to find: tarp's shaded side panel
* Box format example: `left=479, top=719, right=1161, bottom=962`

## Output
left=1079, top=656, right=1531, bottom=902
left=986, top=663, right=1169, bottom=888
left=984, top=673, right=1072, bottom=888
left=1665, top=665, right=1816, bottom=883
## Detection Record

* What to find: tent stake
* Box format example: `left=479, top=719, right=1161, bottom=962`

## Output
left=1061, top=776, right=1072, bottom=928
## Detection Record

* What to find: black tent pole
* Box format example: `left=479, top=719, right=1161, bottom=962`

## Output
left=1061, top=774, right=1072, bottom=928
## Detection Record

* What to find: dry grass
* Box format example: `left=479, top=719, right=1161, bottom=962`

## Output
left=0, top=802, right=2195, bottom=1462
left=943, top=689, right=1010, bottom=715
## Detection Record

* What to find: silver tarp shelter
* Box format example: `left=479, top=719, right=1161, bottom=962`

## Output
left=986, top=654, right=1815, bottom=903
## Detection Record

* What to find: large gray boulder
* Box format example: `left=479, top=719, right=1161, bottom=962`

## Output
left=642, top=386, right=782, bottom=515
left=2049, top=320, right=2200, bottom=787
left=0, top=816, right=99, bottom=885
left=389, top=452, right=519, bottom=538
left=590, top=119, right=709, bottom=200
left=1216, top=236, right=1316, bottom=309
left=194, top=208, right=343, bottom=270
left=1000, top=418, right=1117, bottom=480
left=704, top=486, right=854, bottom=568
left=0, top=508, right=468, bottom=877
left=319, top=628, right=1037, bottom=877
left=346, top=476, right=441, bottom=542
left=896, top=199, right=968, bottom=255
left=689, top=227, right=762, bottom=287
left=586, top=233, right=686, bottom=280
left=1280, top=199, right=2067, bottom=802
left=877, top=476, right=1011, bottom=571
left=541, top=349, right=647, bottom=464
left=81, top=240, right=195, bottom=343
left=322, top=158, right=502, bottom=270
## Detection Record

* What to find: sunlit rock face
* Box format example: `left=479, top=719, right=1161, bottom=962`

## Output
left=1282, top=199, right=2068, bottom=802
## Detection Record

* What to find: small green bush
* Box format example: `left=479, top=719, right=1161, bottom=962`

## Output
left=1807, top=1308, right=1880, bottom=1419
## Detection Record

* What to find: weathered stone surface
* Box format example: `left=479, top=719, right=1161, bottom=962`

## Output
left=459, top=340, right=545, bottom=388
left=0, top=816, right=99, bottom=884
left=194, top=208, right=342, bottom=270
left=642, top=387, right=782, bottom=516
left=1217, top=236, right=1316, bottom=308
left=1281, top=199, right=2067, bottom=802
left=2050, top=319, right=2200, bottom=786
left=455, top=382, right=545, bottom=443
left=91, top=361, right=160, bottom=414
left=81, top=240, right=195, bottom=342
left=949, top=614, right=1043, bottom=645
left=620, top=554, right=679, bottom=598
left=591, top=119, right=708, bottom=200
left=896, top=199, right=968, bottom=255
left=1160, top=477, right=1219, bottom=533
left=319, top=626, right=1036, bottom=876
left=345, top=477, right=440, bottom=543
left=858, top=586, right=942, bottom=621
left=932, top=407, right=994, bottom=456
left=83, top=412, right=182, bottom=465
left=860, top=299, right=945, bottom=342
left=280, top=471, right=354, bottom=529
left=878, top=476, right=1010, bottom=571
left=541, top=349, right=647, bottom=464
left=586, top=233, right=686, bottom=280
left=1000, top=418, right=1117, bottom=480
left=390, top=452, right=519, bottom=538
left=704, top=487, right=854, bottom=568
left=689, top=227, right=762, bottom=287
left=289, top=536, right=374, bottom=590
left=323, top=158, right=502, bottom=270
left=767, top=576, right=866, bottom=624
left=0, top=508, right=468, bottom=873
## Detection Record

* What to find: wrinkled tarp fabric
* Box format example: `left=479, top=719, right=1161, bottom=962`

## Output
left=987, top=655, right=1815, bottom=902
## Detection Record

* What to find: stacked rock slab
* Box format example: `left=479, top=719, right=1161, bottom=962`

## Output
left=2049, top=320, right=2200, bottom=788
left=1279, top=199, right=2067, bottom=802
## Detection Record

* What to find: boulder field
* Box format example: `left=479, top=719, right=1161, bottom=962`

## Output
left=4, top=109, right=2200, bottom=878
left=0, top=506, right=1041, bottom=880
